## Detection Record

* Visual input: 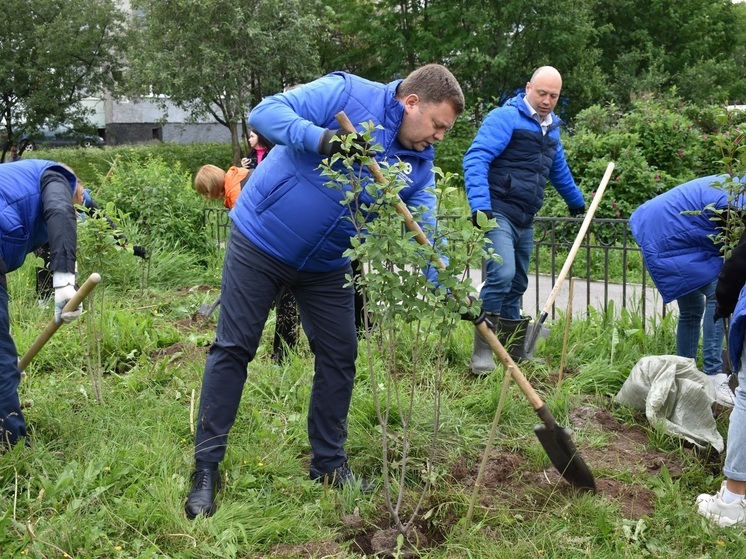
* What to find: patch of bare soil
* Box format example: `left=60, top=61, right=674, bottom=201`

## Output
left=447, top=406, right=685, bottom=524
left=337, top=404, right=677, bottom=556
left=150, top=341, right=208, bottom=364
left=569, top=406, right=686, bottom=479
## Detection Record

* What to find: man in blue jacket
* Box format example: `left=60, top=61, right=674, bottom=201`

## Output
left=185, top=64, right=471, bottom=519
left=1, top=159, right=84, bottom=447
left=463, top=66, right=585, bottom=373
left=630, top=174, right=746, bottom=409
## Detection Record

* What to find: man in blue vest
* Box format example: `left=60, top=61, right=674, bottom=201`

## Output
left=0, top=159, right=84, bottom=447
left=185, top=64, right=472, bottom=519
left=464, top=66, right=585, bottom=373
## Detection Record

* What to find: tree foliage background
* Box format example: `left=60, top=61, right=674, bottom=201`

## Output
left=2, top=0, right=745, bottom=163
left=316, top=0, right=745, bottom=118
left=0, top=0, right=125, bottom=159
left=124, top=0, right=323, bottom=163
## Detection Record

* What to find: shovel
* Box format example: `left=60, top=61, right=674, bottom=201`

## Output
left=19, top=273, right=102, bottom=371
left=723, top=317, right=739, bottom=394
left=198, top=294, right=221, bottom=318
left=478, top=320, right=595, bottom=490
left=524, top=162, right=614, bottom=356
left=334, top=110, right=596, bottom=492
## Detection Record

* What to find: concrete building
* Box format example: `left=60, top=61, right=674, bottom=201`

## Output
left=80, top=0, right=233, bottom=146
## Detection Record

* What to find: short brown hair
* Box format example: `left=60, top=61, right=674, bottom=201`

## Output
left=194, top=165, right=225, bottom=199
left=397, top=64, right=465, bottom=115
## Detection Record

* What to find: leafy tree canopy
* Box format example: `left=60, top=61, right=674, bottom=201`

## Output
left=0, top=0, right=125, bottom=156
left=125, top=0, right=323, bottom=163
left=317, top=0, right=746, bottom=119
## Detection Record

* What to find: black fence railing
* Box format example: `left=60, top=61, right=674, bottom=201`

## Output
left=531, top=217, right=663, bottom=320
left=203, top=208, right=664, bottom=319
left=203, top=207, right=232, bottom=247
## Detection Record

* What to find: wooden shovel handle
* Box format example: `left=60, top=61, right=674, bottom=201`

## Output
left=18, top=273, right=102, bottom=372
left=539, top=162, right=614, bottom=315
left=477, top=321, right=545, bottom=409
left=334, top=111, right=443, bottom=268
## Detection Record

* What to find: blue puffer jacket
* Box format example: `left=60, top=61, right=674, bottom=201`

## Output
left=0, top=159, right=77, bottom=273
left=629, top=174, right=744, bottom=303
left=463, top=93, right=584, bottom=228
left=236, top=72, right=441, bottom=277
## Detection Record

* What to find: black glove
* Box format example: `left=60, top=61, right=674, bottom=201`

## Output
left=569, top=205, right=585, bottom=217
left=714, top=302, right=730, bottom=323
left=318, top=128, right=371, bottom=158
left=133, top=246, right=147, bottom=259
left=471, top=210, right=494, bottom=229
left=455, top=295, right=493, bottom=328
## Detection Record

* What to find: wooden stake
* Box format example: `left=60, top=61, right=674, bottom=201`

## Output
left=558, top=278, right=574, bottom=387
left=190, top=388, right=195, bottom=435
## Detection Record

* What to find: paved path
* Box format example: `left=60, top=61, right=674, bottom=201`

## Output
left=466, top=268, right=671, bottom=322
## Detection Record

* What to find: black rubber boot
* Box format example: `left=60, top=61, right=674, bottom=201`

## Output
left=469, top=312, right=500, bottom=375
left=496, top=316, right=532, bottom=363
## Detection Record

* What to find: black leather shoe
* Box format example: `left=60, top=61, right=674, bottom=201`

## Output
left=185, top=468, right=220, bottom=519
left=310, top=462, right=376, bottom=493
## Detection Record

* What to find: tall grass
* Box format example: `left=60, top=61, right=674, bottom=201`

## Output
left=2, top=249, right=742, bottom=557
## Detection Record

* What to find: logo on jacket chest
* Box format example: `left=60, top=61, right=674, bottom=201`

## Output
left=396, top=162, right=414, bottom=185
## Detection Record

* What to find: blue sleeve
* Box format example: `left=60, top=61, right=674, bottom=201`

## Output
left=463, top=107, right=513, bottom=212
left=41, top=170, right=77, bottom=274
left=248, top=75, right=347, bottom=154
left=549, top=139, right=585, bottom=210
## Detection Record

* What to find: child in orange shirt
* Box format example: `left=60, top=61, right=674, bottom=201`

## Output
left=193, top=165, right=249, bottom=210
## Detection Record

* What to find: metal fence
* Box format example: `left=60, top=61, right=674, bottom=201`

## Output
left=202, top=208, right=664, bottom=319
left=530, top=217, right=663, bottom=320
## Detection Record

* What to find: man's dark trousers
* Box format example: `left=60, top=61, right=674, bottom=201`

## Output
left=194, top=227, right=357, bottom=473
left=0, top=270, right=27, bottom=447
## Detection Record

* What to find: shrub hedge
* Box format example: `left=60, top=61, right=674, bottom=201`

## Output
left=26, top=95, right=746, bottom=227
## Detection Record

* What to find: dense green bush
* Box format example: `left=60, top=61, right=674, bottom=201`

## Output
left=28, top=142, right=233, bottom=186
left=618, top=97, right=706, bottom=180
left=544, top=97, right=746, bottom=219
left=94, top=155, right=215, bottom=258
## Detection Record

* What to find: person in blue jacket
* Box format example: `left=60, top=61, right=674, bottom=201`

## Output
left=0, top=159, right=85, bottom=447
left=35, top=188, right=147, bottom=303
left=696, top=226, right=746, bottom=526
left=463, top=66, right=585, bottom=373
left=185, top=64, right=476, bottom=519
left=630, top=174, right=746, bottom=408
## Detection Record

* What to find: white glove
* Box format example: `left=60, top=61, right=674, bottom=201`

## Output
left=53, top=272, right=82, bottom=324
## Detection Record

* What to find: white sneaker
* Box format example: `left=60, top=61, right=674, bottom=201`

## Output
left=710, top=373, right=735, bottom=409
left=696, top=484, right=746, bottom=527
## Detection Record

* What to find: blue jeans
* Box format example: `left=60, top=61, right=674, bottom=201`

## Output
left=0, top=281, right=27, bottom=446
left=676, top=279, right=724, bottom=375
left=724, top=339, right=746, bottom=482
left=479, top=212, right=534, bottom=319
left=194, top=227, right=358, bottom=473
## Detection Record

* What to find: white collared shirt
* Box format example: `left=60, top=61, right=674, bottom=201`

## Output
left=523, top=97, right=553, bottom=135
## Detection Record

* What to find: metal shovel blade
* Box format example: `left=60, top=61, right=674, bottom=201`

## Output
left=478, top=321, right=596, bottom=493
left=534, top=409, right=596, bottom=492
left=199, top=294, right=221, bottom=318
